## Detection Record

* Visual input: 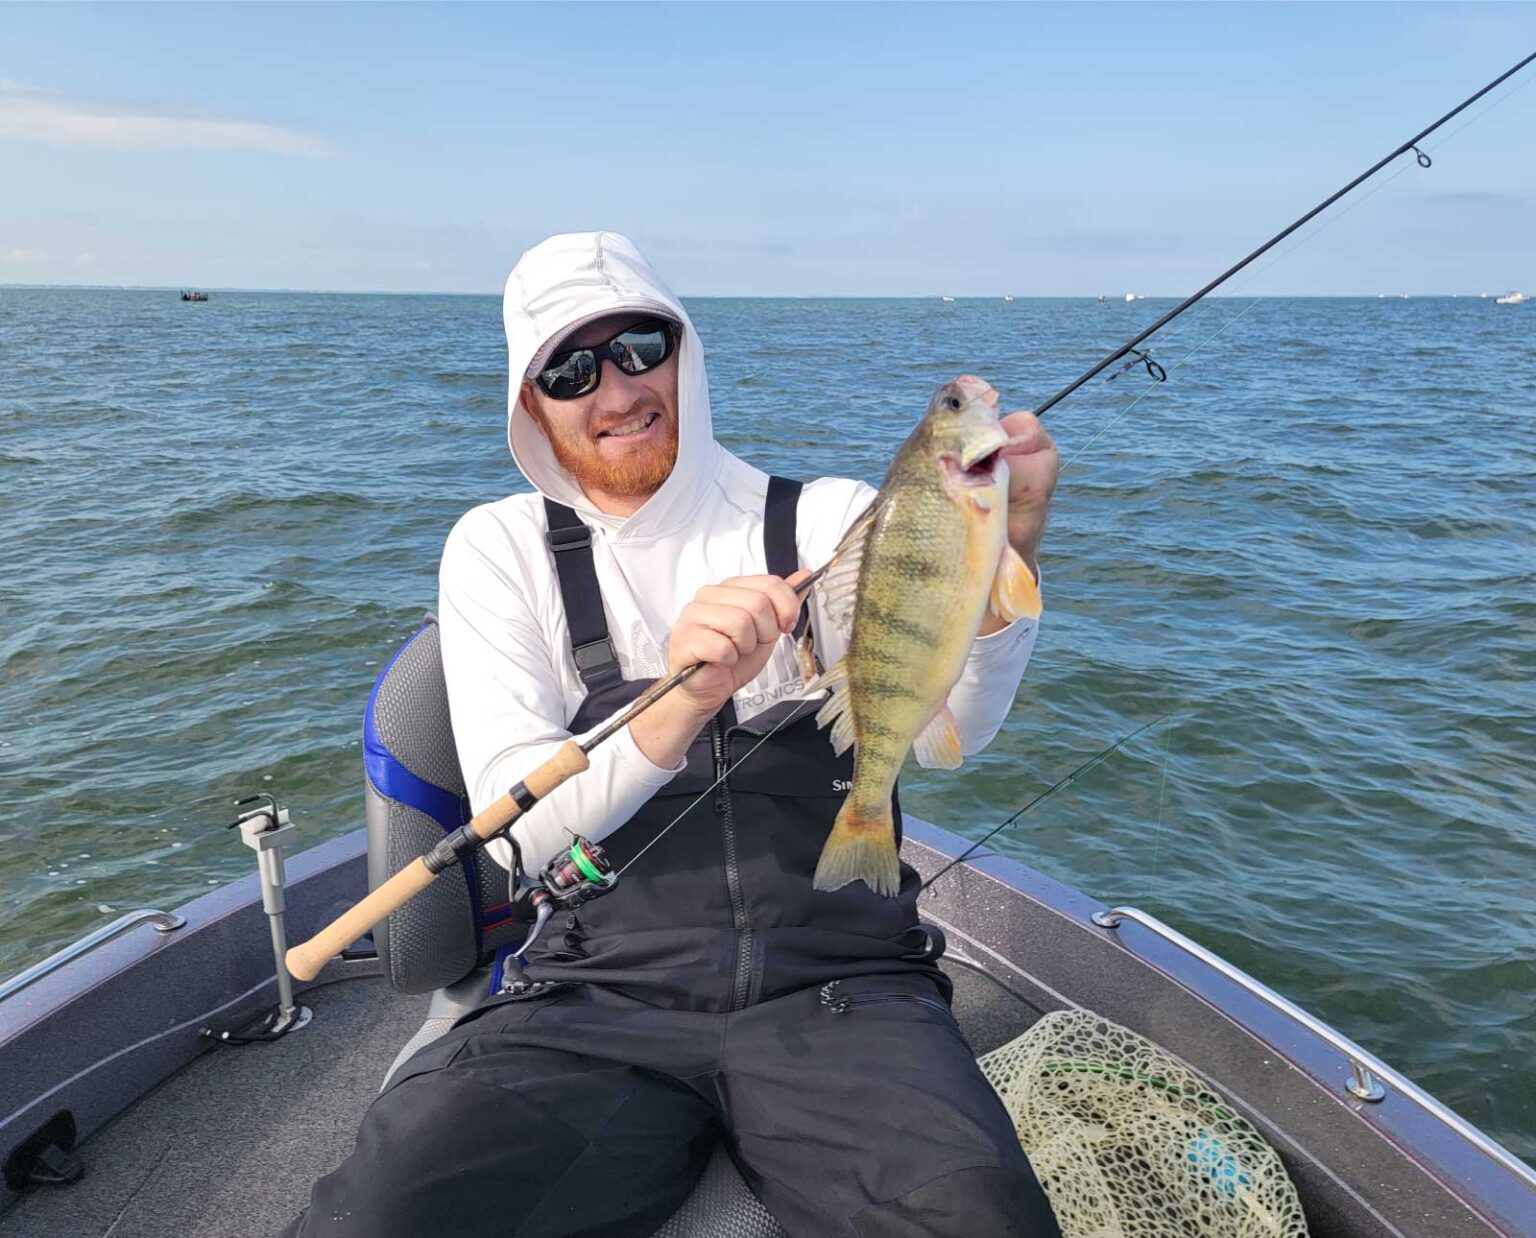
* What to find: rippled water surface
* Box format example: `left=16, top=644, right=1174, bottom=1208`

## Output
left=2, top=288, right=1532, bottom=1156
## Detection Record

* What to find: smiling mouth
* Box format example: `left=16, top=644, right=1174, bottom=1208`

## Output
left=597, top=412, right=660, bottom=440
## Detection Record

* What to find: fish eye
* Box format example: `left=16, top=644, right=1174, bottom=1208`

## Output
left=944, top=395, right=962, bottom=411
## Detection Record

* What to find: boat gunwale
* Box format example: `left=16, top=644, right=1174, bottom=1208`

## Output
left=2, top=819, right=1531, bottom=1235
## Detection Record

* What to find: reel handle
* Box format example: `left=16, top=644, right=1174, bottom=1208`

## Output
left=285, top=740, right=590, bottom=982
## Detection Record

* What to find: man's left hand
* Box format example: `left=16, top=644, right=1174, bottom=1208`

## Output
left=998, top=410, right=1058, bottom=577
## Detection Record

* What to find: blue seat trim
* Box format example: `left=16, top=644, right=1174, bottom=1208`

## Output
left=363, top=621, right=491, bottom=944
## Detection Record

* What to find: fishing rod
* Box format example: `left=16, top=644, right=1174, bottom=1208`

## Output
left=921, top=714, right=1170, bottom=892
left=288, top=54, right=1532, bottom=982
left=1029, top=49, right=1536, bottom=422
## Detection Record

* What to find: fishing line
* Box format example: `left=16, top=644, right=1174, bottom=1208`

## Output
left=614, top=696, right=818, bottom=878
left=1061, top=65, right=1530, bottom=474
left=921, top=713, right=1171, bottom=892
left=1149, top=716, right=1174, bottom=884
left=1029, top=50, right=1536, bottom=424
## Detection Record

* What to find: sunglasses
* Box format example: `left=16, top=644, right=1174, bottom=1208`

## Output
left=533, top=318, right=679, bottom=400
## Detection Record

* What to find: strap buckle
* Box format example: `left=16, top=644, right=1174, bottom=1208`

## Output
left=546, top=525, right=592, bottom=553
left=572, top=638, right=619, bottom=676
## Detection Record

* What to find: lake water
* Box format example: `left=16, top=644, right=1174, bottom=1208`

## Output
left=2, top=287, right=1532, bottom=1156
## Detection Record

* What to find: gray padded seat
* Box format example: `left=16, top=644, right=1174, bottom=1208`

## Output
left=365, top=615, right=785, bottom=1238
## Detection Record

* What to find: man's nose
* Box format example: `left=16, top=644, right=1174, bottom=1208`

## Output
left=591, top=359, right=648, bottom=411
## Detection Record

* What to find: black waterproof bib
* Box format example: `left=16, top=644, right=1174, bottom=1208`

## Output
left=523, top=480, right=945, bottom=1012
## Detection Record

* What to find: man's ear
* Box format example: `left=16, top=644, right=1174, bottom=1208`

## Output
left=517, top=381, right=547, bottom=432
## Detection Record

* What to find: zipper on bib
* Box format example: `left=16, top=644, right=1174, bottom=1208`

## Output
left=818, top=980, right=951, bottom=1018
left=713, top=718, right=753, bottom=1010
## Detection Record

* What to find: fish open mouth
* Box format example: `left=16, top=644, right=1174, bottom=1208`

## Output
left=942, top=448, right=1003, bottom=486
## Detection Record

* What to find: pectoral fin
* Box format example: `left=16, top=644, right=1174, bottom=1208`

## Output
left=990, top=544, right=1042, bottom=623
left=912, top=704, right=963, bottom=770
left=794, top=622, right=818, bottom=684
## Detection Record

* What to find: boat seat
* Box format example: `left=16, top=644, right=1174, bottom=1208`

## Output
left=364, top=615, right=787, bottom=1238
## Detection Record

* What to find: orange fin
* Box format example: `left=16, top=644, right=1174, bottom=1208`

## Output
left=990, top=544, right=1042, bottom=623
left=912, top=704, right=963, bottom=770
left=813, top=800, right=900, bottom=896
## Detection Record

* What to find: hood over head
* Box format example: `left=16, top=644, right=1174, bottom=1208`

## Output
left=504, top=231, right=720, bottom=541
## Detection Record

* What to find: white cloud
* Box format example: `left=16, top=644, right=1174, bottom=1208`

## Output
left=1, top=248, right=47, bottom=262
left=0, top=82, right=335, bottom=158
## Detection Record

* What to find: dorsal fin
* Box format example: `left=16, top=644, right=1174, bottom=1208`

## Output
left=818, top=497, right=880, bottom=637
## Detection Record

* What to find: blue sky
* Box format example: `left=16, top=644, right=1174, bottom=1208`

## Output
left=2, top=2, right=1532, bottom=295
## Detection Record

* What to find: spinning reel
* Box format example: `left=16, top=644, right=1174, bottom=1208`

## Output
left=509, top=835, right=617, bottom=961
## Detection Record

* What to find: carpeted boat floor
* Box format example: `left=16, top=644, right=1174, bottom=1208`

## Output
left=2, top=961, right=1034, bottom=1238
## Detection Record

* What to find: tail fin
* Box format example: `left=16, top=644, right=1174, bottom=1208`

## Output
left=813, top=799, right=900, bottom=896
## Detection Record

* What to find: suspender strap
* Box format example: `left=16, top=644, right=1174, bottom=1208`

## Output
left=764, top=476, right=806, bottom=637
left=763, top=476, right=802, bottom=580
left=543, top=498, right=623, bottom=690
left=546, top=481, right=801, bottom=692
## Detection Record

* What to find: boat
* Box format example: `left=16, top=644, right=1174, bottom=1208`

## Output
left=180, top=290, right=209, bottom=302
left=1124, top=292, right=1135, bottom=302
left=1004, top=295, right=1014, bottom=302
left=1495, top=291, right=1527, bottom=305
left=1097, top=294, right=1107, bottom=303
left=941, top=296, right=956, bottom=303
left=3, top=621, right=1533, bottom=1237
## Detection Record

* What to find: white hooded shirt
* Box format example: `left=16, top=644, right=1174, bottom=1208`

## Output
left=438, top=232, right=1039, bottom=874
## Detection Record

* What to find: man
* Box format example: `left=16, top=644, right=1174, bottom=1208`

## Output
left=286, top=232, right=1061, bottom=1237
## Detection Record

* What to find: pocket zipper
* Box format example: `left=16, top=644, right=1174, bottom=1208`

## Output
left=818, top=980, right=951, bottom=1017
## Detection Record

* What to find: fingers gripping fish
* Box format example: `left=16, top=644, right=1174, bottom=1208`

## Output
left=801, top=375, right=1043, bottom=896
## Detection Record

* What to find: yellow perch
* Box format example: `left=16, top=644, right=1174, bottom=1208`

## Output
left=806, top=375, right=1042, bottom=896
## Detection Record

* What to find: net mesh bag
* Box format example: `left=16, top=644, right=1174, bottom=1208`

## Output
left=978, top=1010, right=1309, bottom=1238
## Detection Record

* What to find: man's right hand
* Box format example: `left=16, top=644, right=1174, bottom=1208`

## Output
left=626, top=570, right=808, bottom=772
left=668, top=570, right=809, bottom=717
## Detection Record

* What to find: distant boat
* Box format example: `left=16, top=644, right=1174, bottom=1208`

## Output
left=1480, top=292, right=1489, bottom=299
left=1003, top=295, right=1014, bottom=302
left=1097, top=294, right=1107, bottom=303
left=1124, top=292, right=1135, bottom=303
left=1495, top=291, right=1528, bottom=305
left=941, top=296, right=955, bottom=303
left=180, top=290, right=209, bottom=302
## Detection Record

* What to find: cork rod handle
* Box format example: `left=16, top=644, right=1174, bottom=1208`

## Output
left=284, top=740, right=590, bottom=982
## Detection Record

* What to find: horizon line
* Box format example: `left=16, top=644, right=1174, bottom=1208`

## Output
left=2, top=281, right=1521, bottom=300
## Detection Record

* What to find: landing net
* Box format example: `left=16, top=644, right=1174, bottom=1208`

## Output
left=978, top=1010, right=1309, bottom=1238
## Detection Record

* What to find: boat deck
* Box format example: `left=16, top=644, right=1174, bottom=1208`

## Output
left=3, top=960, right=1030, bottom=1238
